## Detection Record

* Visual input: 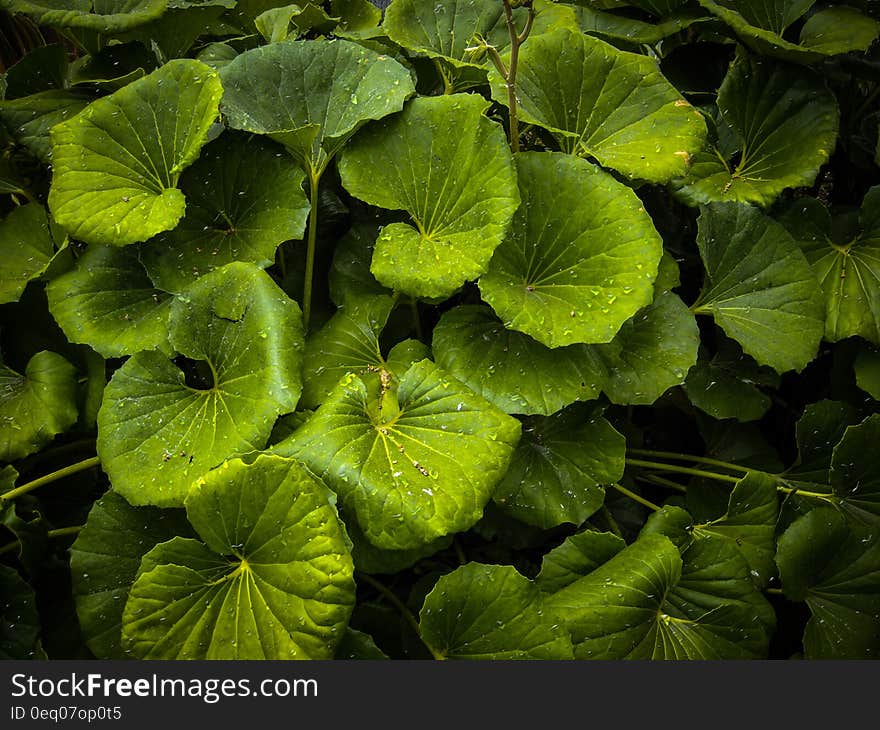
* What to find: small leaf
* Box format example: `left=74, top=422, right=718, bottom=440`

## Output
left=493, top=408, right=625, bottom=529
left=0, top=351, right=78, bottom=462
left=339, top=94, right=519, bottom=299
left=785, top=400, right=858, bottom=488
left=419, top=563, right=574, bottom=659
left=0, top=564, right=41, bottom=659
left=97, top=262, right=304, bottom=507
left=693, top=203, right=824, bottom=373
left=275, top=359, right=521, bottom=550
left=335, top=627, right=387, bottom=659
left=479, top=152, right=662, bottom=347
left=830, top=414, right=880, bottom=525
left=122, top=455, right=356, bottom=659
left=47, top=245, right=172, bottom=358
left=0, top=204, right=62, bottom=305
left=536, top=530, right=625, bottom=594
left=48, top=59, right=222, bottom=246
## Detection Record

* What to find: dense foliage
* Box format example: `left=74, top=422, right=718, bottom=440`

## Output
left=0, top=0, right=879, bottom=661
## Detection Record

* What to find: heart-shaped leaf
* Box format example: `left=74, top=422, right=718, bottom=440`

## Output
left=97, top=262, right=304, bottom=507
left=0, top=350, right=78, bottom=462
left=672, top=53, right=838, bottom=207
left=0, top=563, right=41, bottom=659
left=0, top=0, right=167, bottom=31
left=70, top=491, right=194, bottom=659
left=777, top=507, right=880, bottom=658
left=778, top=189, right=880, bottom=345
left=692, top=202, right=824, bottom=373
left=0, top=204, right=64, bottom=305
left=139, top=131, right=309, bottom=294
left=338, top=94, right=519, bottom=299
left=47, top=245, right=172, bottom=358
left=535, top=530, right=625, bottom=594
left=121, top=455, right=356, bottom=659
left=48, top=59, right=222, bottom=246
left=219, top=38, right=415, bottom=176
left=431, top=305, right=606, bottom=415
left=419, top=563, right=574, bottom=659
left=494, top=27, right=706, bottom=183
left=478, top=152, right=662, bottom=348
left=493, top=407, right=625, bottom=529
left=274, top=359, right=521, bottom=550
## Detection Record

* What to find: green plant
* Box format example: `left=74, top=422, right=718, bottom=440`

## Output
left=0, top=0, right=879, bottom=661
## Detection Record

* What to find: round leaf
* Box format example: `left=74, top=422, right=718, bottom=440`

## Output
left=479, top=152, right=662, bottom=348
left=122, top=455, right=356, bottom=659
left=693, top=202, right=824, bottom=374
left=419, top=563, right=574, bottom=659
left=46, top=245, right=172, bottom=358
left=140, top=131, right=310, bottom=294
left=274, top=359, right=521, bottom=550
left=97, top=262, right=304, bottom=507
left=338, top=94, right=519, bottom=299
left=495, top=27, right=706, bottom=183
left=432, top=305, right=606, bottom=415
left=48, top=59, right=223, bottom=246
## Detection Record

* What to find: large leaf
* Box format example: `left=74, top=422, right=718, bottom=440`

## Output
left=495, top=27, right=706, bottom=183
left=0, top=351, right=78, bottom=462
left=46, top=245, right=172, bottom=358
left=0, top=204, right=63, bottom=305
left=592, top=291, right=699, bottom=405
left=122, top=455, right=356, bottom=659
left=432, top=305, right=606, bottom=416
left=419, top=563, right=573, bottom=659
left=535, top=530, right=625, bottom=594
left=139, top=132, right=309, bottom=294
left=777, top=508, right=880, bottom=658
left=574, top=5, right=710, bottom=45
left=778, top=190, right=880, bottom=345
left=830, top=414, right=880, bottom=525
left=478, top=152, right=662, bottom=348
left=0, top=90, right=92, bottom=163
left=219, top=38, right=414, bottom=176
left=0, top=564, right=41, bottom=659
left=274, top=359, right=521, bottom=550
left=70, top=491, right=193, bottom=659
left=48, top=59, right=223, bottom=246
left=493, top=408, right=625, bottom=529
left=692, top=203, right=824, bottom=373
left=545, top=533, right=770, bottom=659
left=338, top=94, right=519, bottom=299
left=672, top=53, right=839, bottom=207
left=0, top=0, right=167, bottom=32
left=97, top=262, right=304, bottom=507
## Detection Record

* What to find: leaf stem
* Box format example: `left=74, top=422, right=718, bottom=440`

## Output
left=0, top=457, right=101, bottom=502
left=611, top=483, right=661, bottom=511
left=627, top=448, right=750, bottom=474
left=600, top=505, right=623, bottom=538
left=500, top=0, right=534, bottom=153
left=625, top=458, right=741, bottom=484
left=637, top=474, right=687, bottom=493
left=356, top=572, right=445, bottom=660
left=302, top=168, right=321, bottom=332
left=410, top=298, right=424, bottom=341
left=0, top=525, right=84, bottom=557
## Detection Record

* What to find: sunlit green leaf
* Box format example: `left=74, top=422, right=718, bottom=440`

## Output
left=0, top=0, right=167, bottom=32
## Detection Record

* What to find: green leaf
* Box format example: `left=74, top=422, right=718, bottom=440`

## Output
left=495, top=27, right=706, bottom=183
left=777, top=507, right=880, bottom=658
left=536, top=530, right=625, bottom=594
left=695, top=471, right=779, bottom=587
left=593, top=291, right=699, bottom=405
left=0, top=90, right=92, bottom=163
left=346, top=510, right=451, bottom=574
left=48, top=59, right=223, bottom=246
left=693, top=203, right=824, bottom=374
left=335, top=627, right=387, bottom=659
left=219, top=38, right=415, bottom=175
left=328, top=223, right=390, bottom=305
left=493, top=408, right=625, bottom=529
left=3, top=44, right=68, bottom=99
left=855, top=345, right=880, bottom=400
left=546, top=533, right=770, bottom=658
left=332, top=0, right=381, bottom=36
left=785, top=400, right=858, bottom=488
left=70, top=491, right=193, bottom=659
left=338, top=94, right=519, bottom=299
left=478, top=152, right=661, bottom=347
left=779, top=189, right=880, bottom=345
left=574, top=5, right=710, bottom=45
left=122, top=455, right=356, bottom=659
left=97, top=262, right=304, bottom=507
left=139, top=132, right=309, bottom=294
left=432, top=305, right=606, bottom=416
left=830, top=414, right=880, bottom=525
left=419, top=563, right=574, bottom=659
left=274, top=359, right=521, bottom=550
left=0, top=564, right=41, bottom=659
left=1, top=493, right=48, bottom=577
left=300, top=295, right=394, bottom=410
left=0, top=0, right=166, bottom=31
left=386, top=339, right=430, bottom=378
left=0, top=204, right=63, bottom=305
left=46, top=245, right=172, bottom=358
left=799, top=7, right=880, bottom=55
left=0, top=351, right=78, bottom=462
left=672, top=54, right=839, bottom=207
